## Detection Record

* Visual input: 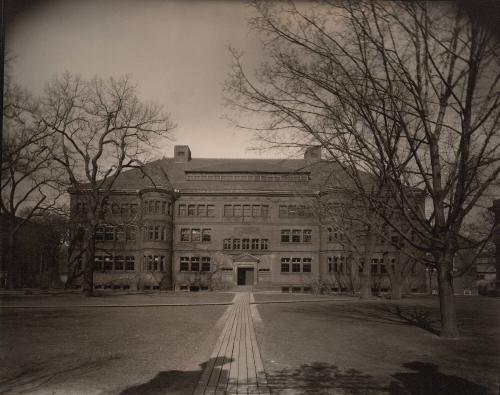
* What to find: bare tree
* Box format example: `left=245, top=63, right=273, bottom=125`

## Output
left=1, top=76, right=64, bottom=288
left=38, top=73, right=175, bottom=296
left=225, top=1, right=500, bottom=337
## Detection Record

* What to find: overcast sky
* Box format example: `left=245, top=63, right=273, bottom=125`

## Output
left=6, top=0, right=279, bottom=159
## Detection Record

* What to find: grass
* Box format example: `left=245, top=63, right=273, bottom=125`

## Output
left=254, top=295, right=500, bottom=394
left=1, top=292, right=498, bottom=394
left=0, top=292, right=234, bottom=395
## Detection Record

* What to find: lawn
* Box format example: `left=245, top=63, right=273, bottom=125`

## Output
left=0, top=292, right=234, bottom=395
left=253, top=295, right=500, bottom=395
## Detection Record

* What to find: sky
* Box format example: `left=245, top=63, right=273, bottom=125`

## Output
left=6, top=0, right=279, bottom=159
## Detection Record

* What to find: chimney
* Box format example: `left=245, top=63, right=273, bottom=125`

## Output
left=304, top=146, right=321, bottom=164
left=174, top=145, right=191, bottom=162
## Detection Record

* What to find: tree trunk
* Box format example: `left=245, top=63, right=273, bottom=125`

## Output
left=359, top=267, right=372, bottom=299
left=390, top=274, right=404, bottom=300
left=437, top=253, right=459, bottom=338
left=82, top=236, right=95, bottom=297
left=5, top=218, right=18, bottom=289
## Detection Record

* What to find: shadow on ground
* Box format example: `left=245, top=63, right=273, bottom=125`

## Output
left=119, top=357, right=233, bottom=395
left=389, top=361, right=488, bottom=395
left=265, top=361, right=488, bottom=395
left=288, top=302, right=442, bottom=336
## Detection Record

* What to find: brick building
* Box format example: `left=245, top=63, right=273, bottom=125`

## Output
left=70, top=145, right=427, bottom=293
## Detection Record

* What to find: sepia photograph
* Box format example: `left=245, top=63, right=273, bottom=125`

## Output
left=1, top=1, right=499, bottom=394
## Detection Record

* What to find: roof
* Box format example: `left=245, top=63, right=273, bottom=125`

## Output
left=74, top=150, right=376, bottom=195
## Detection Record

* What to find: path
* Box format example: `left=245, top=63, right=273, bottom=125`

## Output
left=194, top=292, right=270, bottom=395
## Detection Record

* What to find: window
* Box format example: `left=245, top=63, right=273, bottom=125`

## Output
left=188, top=205, right=196, bottom=216
left=224, top=239, right=231, bottom=249
left=191, top=229, right=201, bottom=242
left=261, top=239, right=268, bottom=250
left=303, top=258, right=312, bottom=272
left=104, top=256, right=113, bottom=271
left=148, top=200, right=154, bottom=213
left=251, top=238, right=259, bottom=249
left=292, top=230, right=301, bottom=243
left=380, top=262, right=387, bottom=274
left=104, top=226, right=114, bottom=241
left=94, top=256, right=103, bottom=271
left=303, top=229, right=312, bottom=243
left=121, top=204, right=128, bottom=216
left=148, top=226, right=154, bottom=241
left=201, top=257, right=211, bottom=272
left=337, top=231, right=344, bottom=241
left=126, top=226, right=136, bottom=241
left=281, top=229, right=290, bottom=243
left=202, top=229, right=211, bottom=242
left=242, top=239, right=250, bottom=250
left=125, top=256, right=135, bottom=271
left=112, top=203, right=120, bottom=214
left=371, top=259, right=378, bottom=274
left=95, top=226, right=104, bottom=241
left=233, top=239, right=241, bottom=249
left=181, top=228, right=190, bottom=242
left=292, top=258, right=301, bottom=273
left=282, top=229, right=311, bottom=243
left=233, top=205, right=242, bottom=217
left=154, top=225, right=160, bottom=240
left=130, top=203, right=138, bottom=214
left=280, top=204, right=312, bottom=217
left=224, top=205, right=232, bottom=217
left=191, top=256, right=200, bottom=271
left=252, top=205, right=261, bottom=217
left=329, top=256, right=346, bottom=273
left=281, top=258, right=290, bottom=273
left=116, top=226, right=125, bottom=241
left=197, top=205, right=207, bottom=216
left=261, top=205, right=269, bottom=217
left=180, top=257, right=189, bottom=272
left=178, top=204, right=187, bottom=216
left=327, top=227, right=333, bottom=242
left=207, top=205, right=215, bottom=217
left=161, top=201, right=167, bottom=214
left=114, top=256, right=124, bottom=271
left=146, top=255, right=154, bottom=271
left=243, top=205, right=251, bottom=217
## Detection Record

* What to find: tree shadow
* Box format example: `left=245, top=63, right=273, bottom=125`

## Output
left=119, top=356, right=233, bottom=395
left=380, top=305, right=441, bottom=336
left=265, top=361, right=489, bottom=395
left=288, top=303, right=441, bottom=336
left=389, top=361, right=488, bottom=395
left=265, top=362, right=386, bottom=394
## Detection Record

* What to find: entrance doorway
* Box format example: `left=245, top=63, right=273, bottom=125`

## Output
left=237, top=267, right=254, bottom=286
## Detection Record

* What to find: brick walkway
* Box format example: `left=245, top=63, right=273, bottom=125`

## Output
left=194, top=292, right=270, bottom=395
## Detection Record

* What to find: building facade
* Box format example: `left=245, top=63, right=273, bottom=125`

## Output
left=70, top=145, right=427, bottom=293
